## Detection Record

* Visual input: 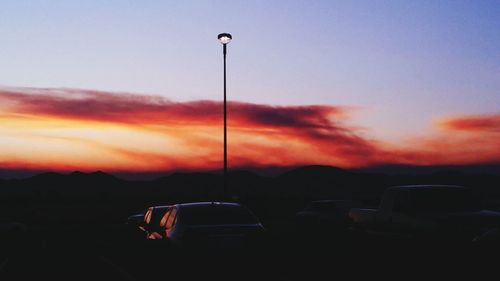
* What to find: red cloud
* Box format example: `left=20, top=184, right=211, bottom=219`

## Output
left=0, top=86, right=498, bottom=172
left=439, top=114, right=500, bottom=133
left=0, top=87, right=350, bottom=127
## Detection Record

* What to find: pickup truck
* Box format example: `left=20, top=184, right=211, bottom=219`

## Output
left=349, top=185, right=500, bottom=240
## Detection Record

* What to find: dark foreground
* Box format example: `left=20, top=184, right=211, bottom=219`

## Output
left=0, top=224, right=498, bottom=281
left=1, top=167, right=499, bottom=279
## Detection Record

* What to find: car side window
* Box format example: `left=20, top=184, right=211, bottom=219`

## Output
left=144, top=209, right=152, bottom=224
left=160, top=210, right=171, bottom=227
left=166, top=208, right=177, bottom=229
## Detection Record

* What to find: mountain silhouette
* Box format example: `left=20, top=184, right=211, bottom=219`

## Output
left=0, top=165, right=498, bottom=209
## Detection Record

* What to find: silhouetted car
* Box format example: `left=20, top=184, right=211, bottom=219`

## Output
left=159, top=202, right=265, bottom=250
left=349, top=185, right=500, bottom=241
left=142, top=205, right=172, bottom=239
left=296, top=200, right=362, bottom=232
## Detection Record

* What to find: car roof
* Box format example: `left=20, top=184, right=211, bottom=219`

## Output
left=149, top=205, right=171, bottom=211
left=174, top=202, right=243, bottom=209
left=310, top=200, right=356, bottom=204
left=388, top=185, right=468, bottom=191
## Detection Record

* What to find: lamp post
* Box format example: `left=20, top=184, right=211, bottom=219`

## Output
left=218, top=33, right=232, bottom=200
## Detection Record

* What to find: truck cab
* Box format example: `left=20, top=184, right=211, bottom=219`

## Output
left=349, top=185, right=495, bottom=239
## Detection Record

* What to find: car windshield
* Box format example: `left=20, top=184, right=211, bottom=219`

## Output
left=181, top=204, right=259, bottom=225
left=410, top=189, right=480, bottom=212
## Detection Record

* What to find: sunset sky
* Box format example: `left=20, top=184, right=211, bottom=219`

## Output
left=0, top=1, right=499, bottom=175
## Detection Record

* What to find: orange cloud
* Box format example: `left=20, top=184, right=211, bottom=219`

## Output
left=438, top=114, right=500, bottom=133
left=0, top=86, right=498, bottom=173
left=373, top=114, right=500, bottom=166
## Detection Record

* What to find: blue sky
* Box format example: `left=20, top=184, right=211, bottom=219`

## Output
left=0, top=0, right=499, bottom=139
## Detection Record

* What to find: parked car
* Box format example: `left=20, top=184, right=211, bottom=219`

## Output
left=296, top=200, right=362, bottom=232
left=349, top=185, right=500, bottom=241
left=159, top=202, right=265, bottom=250
left=142, top=205, right=172, bottom=239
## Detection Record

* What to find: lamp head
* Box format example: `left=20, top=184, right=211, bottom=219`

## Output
left=218, top=33, right=232, bottom=44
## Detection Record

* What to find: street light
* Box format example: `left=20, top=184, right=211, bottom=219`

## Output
left=218, top=32, right=232, bottom=200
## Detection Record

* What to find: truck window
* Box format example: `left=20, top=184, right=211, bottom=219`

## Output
left=393, top=190, right=411, bottom=214
left=410, top=188, right=479, bottom=212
